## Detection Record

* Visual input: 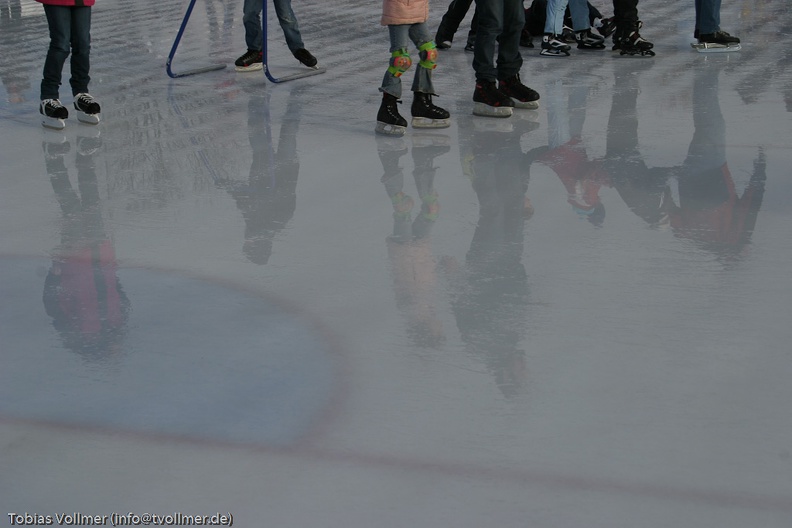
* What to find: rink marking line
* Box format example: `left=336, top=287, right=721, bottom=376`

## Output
left=2, top=414, right=791, bottom=514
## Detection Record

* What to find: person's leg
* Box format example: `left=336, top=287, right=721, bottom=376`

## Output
left=41, top=5, right=71, bottom=100
left=242, top=0, right=263, bottom=50
left=695, top=0, right=721, bottom=34
left=611, top=0, right=638, bottom=28
left=544, top=0, right=567, bottom=35
left=436, top=0, right=475, bottom=42
left=568, top=0, right=590, bottom=30
left=472, top=0, right=503, bottom=82
left=496, top=0, right=524, bottom=79
left=380, top=25, right=411, bottom=99
left=409, top=23, right=436, bottom=94
left=272, top=0, right=305, bottom=52
left=69, top=6, right=91, bottom=96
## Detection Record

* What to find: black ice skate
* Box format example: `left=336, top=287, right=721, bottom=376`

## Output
left=595, top=16, right=617, bottom=38
left=540, top=34, right=571, bottom=57
left=73, top=93, right=101, bottom=124
left=613, top=22, right=655, bottom=56
left=293, top=48, right=318, bottom=68
left=575, top=29, right=606, bottom=50
left=692, top=30, right=741, bottom=53
left=498, top=75, right=540, bottom=109
left=472, top=80, right=514, bottom=118
left=40, top=98, right=68, bottom=130
left=234, top=49, right=263, bottom=72
left=376, top=93, right=408, bottom=136
left=411, top=92, right=451, bottom=129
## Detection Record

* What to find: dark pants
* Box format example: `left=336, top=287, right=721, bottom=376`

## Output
left=41, top=5, right=91, bottom=100
left=436, top=0, right=477, bottom=41
left=612, top=0, right=638, bottom=28
left=473, top=0, right=524, bottom=82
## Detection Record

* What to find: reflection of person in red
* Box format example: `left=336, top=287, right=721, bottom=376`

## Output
left=666, top=63, right=766, bottom=261
left=42, top=135, right=130, bottom=360
left=538, top=80, right=608, bottom=226
left=378, top=135, right=448, bottom=349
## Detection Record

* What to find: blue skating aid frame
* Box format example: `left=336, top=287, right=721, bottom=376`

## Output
left=166, top=0, right=227, bottom=78
left=262, top=0, right=325, bottom=83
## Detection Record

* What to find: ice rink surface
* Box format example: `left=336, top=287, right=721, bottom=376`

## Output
left=1, top=0, right=791, bottom=526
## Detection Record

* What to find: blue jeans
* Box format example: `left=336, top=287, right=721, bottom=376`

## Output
left=40, top=5, right=91, bottom=100
left=694, top=0, right=721, bottom=34
left=544, top=0, right=590, bottom=34
left=380, top=23, right=435, bottom=99
left=472, top=0, right=523, bottom=82
left=243, top=0, right=305, bottom=52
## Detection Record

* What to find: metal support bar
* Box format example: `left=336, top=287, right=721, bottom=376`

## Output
left=166, top=0, right=227, bottom=79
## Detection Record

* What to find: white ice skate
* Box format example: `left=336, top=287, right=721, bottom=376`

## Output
left=74, top=93, right=101, bottom=124
left=40, top=99, right=67, bottom=130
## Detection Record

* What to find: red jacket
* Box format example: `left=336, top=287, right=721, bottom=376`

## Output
left=36, top=0, right=95, bottom=6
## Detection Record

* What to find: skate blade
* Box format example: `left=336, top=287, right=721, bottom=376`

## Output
left=540, top=49, right=571, bottom=57
left=41, top=116, right=66, bottom=130
left=411, top=134, right=451, bottom=148
left=375, top=122, right=407, bottom=136
left=691, top=42, right=741, bottom=52
left=511, top=99, right=539, bottom=110
left=76, top=111, right=100, bottom=125
left=411, top=117, right=451, bottom=129
left=618, top=49, right=656, bottom=57
left=472, top=103, right=513, bottom=118
left=235, top=63, right=264, bottom=72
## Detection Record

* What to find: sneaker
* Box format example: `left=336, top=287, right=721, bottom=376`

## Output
left=40, top=98, right=68, bottom=119
left=435, top=31, right=453, bottom=49
left=74, top=93, right=101, bottom=115
left=293, top=48, right=318, bottom=68
left=464, top=41, right=475, bottom=52
left=498, top=75, right=540, bottom=109
left=698, top=30, right=740, bottom=44
left=473, top=80, right=513, bottom=118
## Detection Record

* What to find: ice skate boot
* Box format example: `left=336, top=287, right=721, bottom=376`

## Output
left=234, top=49, right=263, bottom=72
left=472, top=80, right=514, bottom=118
left=520, top=28, right=534, bottom=48
left=613, top=21, right=655, bottom=56
left=498, top=74, right=540, bottom=109
left=540, top=34, right=571, bottom=56
left=411, top=92, right=451, bottom=129
left=73, top=93, right=101, bottom=124
left=293, top=48, right=318, bottom=68
left=575, top=29, right=606, bottom=50
left=40, top=99, right=68, bottom=129
left=692, top=30, right=741, bottom=52
left=594, top=16, right=617, bottom=38
left=376, top=93, right=408, bottom=136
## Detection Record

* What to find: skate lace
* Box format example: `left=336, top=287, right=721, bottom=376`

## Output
left=76, top=93, right=94, bottom=105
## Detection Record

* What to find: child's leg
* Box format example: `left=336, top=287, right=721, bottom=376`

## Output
left=242, top=0, right=264, bottom=51
left=380, top=25, right=412, bottom=99
left=272, top=0, right=305, bottom=52
left=41, top=5, right=72, bottom=100
left=69, top=6, right=91, bottom=96
left=408, top=23, right=436, bottom=95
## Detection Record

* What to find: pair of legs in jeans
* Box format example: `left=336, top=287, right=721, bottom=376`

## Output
left=40, top=5, right=91, bottom=101
left=243, top=0, right=305, bottom=53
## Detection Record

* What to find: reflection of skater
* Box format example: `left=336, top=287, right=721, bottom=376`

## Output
left=378, top=135, right=449, bottom=348
left=668, top=63, right=765, bottom=260
left=538, top=79, right=608, bottom=225
left=0, top=0, right=31, bottom=104
left=446, top=114, right=539, bottom=396
left=37, top=0, right=102, bottom=129
left=42, top=134, right=130, bottom=360
left=219, top=89, right=300, bottom=264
